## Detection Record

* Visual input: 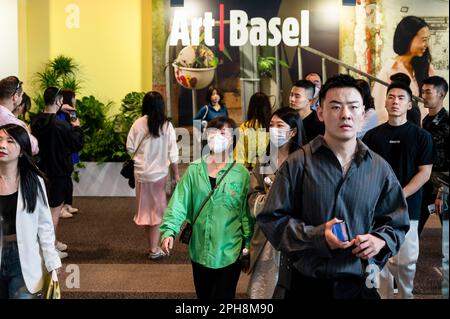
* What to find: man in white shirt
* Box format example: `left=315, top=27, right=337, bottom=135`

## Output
left=0, top=76, right=39, bottom=155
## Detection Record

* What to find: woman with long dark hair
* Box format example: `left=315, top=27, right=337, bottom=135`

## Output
left=246, top=107, right=305, bottom=299
left=126, top=91, right=179, bottom=259
left=0, top=124, right=61, bottom=299
left=373, top=15, right=434, bottom=122
left=236, top=92, right=272, bottom=170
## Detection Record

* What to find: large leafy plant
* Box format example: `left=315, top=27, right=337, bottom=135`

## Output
left=32, top=55, right=82, bottom=112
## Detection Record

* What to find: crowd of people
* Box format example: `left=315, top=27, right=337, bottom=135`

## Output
left=0, top=16, right=448, bottom=300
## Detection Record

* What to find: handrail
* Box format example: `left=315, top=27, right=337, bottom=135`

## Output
left=299, top=46, right=423, bottom=103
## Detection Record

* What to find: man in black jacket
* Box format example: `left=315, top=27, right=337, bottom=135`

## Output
left=257, top=74, right=409, bottom=299
left=419, top=76, right=449, bottom=235
left=31, top=87, right=83, bottom=258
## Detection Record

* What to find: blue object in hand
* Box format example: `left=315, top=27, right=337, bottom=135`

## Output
left=332, top=221, right=349, bottom=242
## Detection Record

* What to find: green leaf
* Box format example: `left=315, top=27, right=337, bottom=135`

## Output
left=279, top=60, right=290, bottom=68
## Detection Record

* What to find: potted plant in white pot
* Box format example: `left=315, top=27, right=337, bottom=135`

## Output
left=172, top=43, right=219, bottom=90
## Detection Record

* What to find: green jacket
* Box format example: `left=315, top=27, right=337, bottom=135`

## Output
left=160, top=157, right=253, bottom=269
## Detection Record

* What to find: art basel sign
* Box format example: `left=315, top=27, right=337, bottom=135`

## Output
left=169, top=4, right=310, bottom=50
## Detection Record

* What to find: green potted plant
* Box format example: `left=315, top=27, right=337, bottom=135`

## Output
left=32, top=55, right=82, bottom=112
left=257, top=55, right=289, bottom=104
left=172, top=33, right=232, bottom=90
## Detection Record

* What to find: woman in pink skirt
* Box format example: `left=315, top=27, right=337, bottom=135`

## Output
left=126, top=92, right=179, bottom=259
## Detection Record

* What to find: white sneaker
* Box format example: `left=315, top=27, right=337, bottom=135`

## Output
left=57, top=249, right=68, bottom=259
left=60, top=207, right=73, bottom=219
left=55, top=241, right=68, bottom=252
left=65, top=204, right=79, bottom=214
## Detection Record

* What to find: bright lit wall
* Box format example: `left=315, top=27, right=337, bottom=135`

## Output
left=0, top=0, right=19, bottom=78
left=19, top=0, right=152, bottom=115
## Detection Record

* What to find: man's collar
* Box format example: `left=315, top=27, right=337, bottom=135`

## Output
left=0, top=104, right=14, bottom=115
left=309, top=135, right=371, bottom=163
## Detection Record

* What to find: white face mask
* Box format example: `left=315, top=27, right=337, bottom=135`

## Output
left=207, top=133, right=230, bottom=154
left=270, top=128, right=291, bottom=147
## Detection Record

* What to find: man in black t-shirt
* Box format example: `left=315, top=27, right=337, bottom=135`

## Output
left=288, top=80, right=325, bottom=142
left=31, top=87, right=84, bottom=259
left=363, top=81, right=434, bottom=299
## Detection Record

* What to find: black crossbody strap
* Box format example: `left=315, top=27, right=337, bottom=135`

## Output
left=191, top=160, right=236, bottom=227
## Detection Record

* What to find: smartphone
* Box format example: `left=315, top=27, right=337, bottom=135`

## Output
left=69, top=111, right=77, bottom=121
left=332, top=221, right=349, bottom=242
left=428, top=204, right=436, bottom=214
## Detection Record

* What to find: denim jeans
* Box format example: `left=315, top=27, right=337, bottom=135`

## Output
left=0, top=241, right=36, bottom=299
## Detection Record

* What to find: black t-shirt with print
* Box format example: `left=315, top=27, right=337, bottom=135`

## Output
left=303, top=110, right=325, bottom=142
left=363, top=121, right=434, bottom=220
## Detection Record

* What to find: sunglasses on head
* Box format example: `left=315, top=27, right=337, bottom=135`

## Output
left=11, top=77, right=23, bottom=97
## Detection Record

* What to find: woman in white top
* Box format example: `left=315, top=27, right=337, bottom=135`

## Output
left=126, top=92, right=179, bottom=259
left=0, top=124, right=61, bottom=299
left=372, top=16, right=434, bottom=123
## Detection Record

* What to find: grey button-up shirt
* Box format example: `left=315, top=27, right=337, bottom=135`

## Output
left=257, top=136, right=410, bottom=279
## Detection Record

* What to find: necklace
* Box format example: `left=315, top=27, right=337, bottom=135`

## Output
left=0, top=175, right=18, bottom=182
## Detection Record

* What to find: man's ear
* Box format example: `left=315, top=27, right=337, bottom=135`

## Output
left=407, top=101, right=412, bottom=110
left=290, top=127, right=298, bottom=138
left=317, top=106, right=324, bottom=121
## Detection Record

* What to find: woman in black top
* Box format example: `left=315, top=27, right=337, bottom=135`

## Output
left=0, top=124, right=61, bottom=299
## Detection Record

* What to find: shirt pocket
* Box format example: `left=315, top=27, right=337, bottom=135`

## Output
left=216, top=181, right=243, bottom=212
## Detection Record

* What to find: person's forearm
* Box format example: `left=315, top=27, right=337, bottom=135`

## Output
left=403, top=169, right=432, bottom=198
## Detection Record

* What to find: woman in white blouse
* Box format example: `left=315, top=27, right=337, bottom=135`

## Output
left=126, top=92, right=179, bottom=259
left=0, top=124, right=61, bottom=299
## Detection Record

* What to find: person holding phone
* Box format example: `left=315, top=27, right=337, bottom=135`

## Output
left=257, top=74, right=410, bottom=299
left=30, top=87, right=84, bottom=259
left=56, top=89, right=81, bottom=219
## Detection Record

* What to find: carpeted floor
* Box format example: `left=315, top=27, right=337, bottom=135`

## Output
left=59, top=197, right=190, bottom=264
left=58, top=197, right=445, bottom=298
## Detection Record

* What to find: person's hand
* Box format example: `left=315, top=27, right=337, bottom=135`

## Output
left=435, top=198, right=444, bottom=215
left=325, top=218, right=355, bottom=250
left=352, top=234, right=386, bottom=260
left=70, top=118, right=80, bottom=127
left=174, top=174, right=180, bottom=183
left=161, top=236, right=174, bottom=256
left=61, top=104, right=76, bottom=113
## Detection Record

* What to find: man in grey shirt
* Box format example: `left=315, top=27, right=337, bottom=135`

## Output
left=257, top=74, right=410, bottom=299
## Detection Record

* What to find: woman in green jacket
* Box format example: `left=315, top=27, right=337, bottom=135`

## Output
left=160, top=116, right=253, bottom=299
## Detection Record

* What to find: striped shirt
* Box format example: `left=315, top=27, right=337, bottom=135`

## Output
left=257, top=136, right=410, bottom=279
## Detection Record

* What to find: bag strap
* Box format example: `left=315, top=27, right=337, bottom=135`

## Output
left=202, top=105, right=209, bottom=121
left=190, top=160, right=236, bottom=227
left=131, top=135, right=149, bottom=160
